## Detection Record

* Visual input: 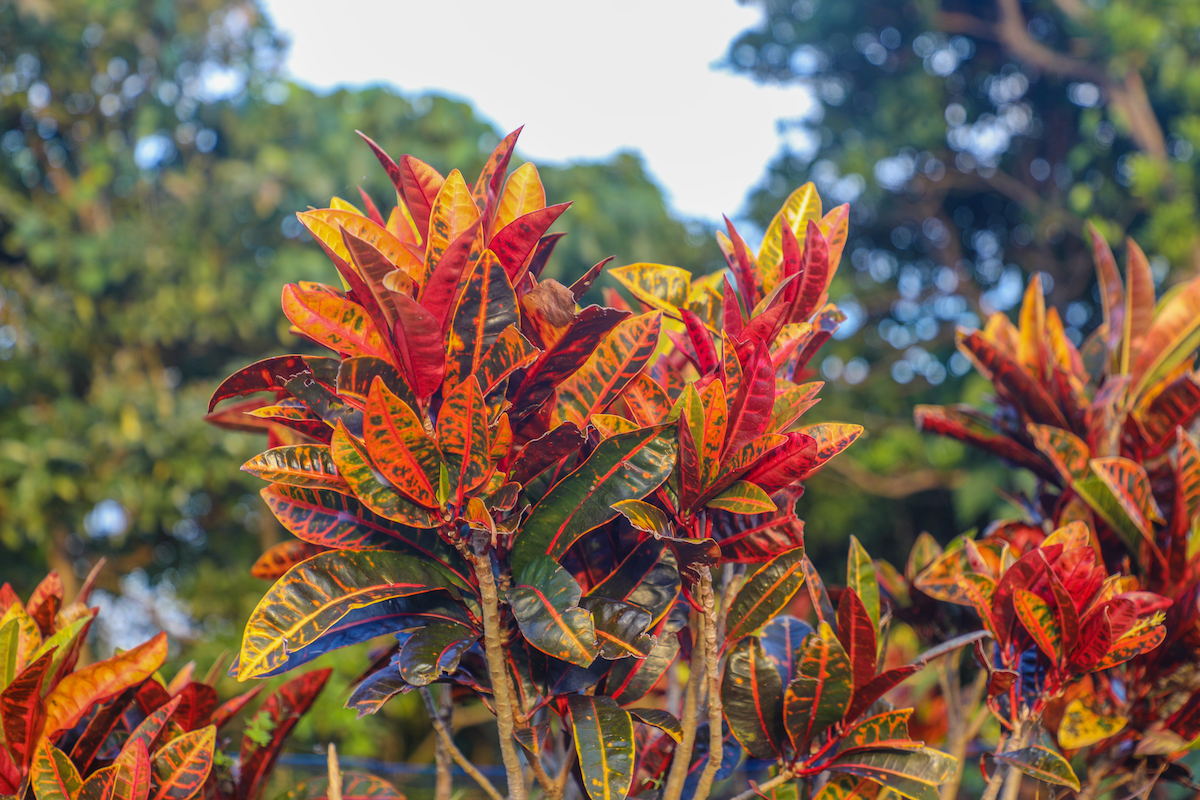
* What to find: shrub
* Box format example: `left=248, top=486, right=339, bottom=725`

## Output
left=915, top=226, right=1200, bottom=796
left=0, top=568, right=356, bottom=800
left=211, top=129, right=982, bottom=800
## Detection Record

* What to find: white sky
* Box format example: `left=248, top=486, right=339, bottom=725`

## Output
left=260, top=0, right=815, bottom=224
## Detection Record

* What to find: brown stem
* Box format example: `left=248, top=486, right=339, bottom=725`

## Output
left=691, top=573, right=724, bottom=800
left=472, top=553, right=528, bottom=800
left=728, top=769, right=795, bottom=800
left=941, top=668, right=989, bottom=800
left=526, top=748, right=558, bottom=800
left=661, top=607, right=706, bottom=800
left=434, top=686, right=453, bottom=800
left=553, top=747, right=577, bottom=799
left=981, top=722, right=1030, bottom=800
left=421, top=687, right=507, bottom=800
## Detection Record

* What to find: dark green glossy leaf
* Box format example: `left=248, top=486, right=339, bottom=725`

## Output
left=397, top=621, right=478, bottom=686
left=568, top=695, right=634, bottom=800
left=721, top=635, right=785, bottom=759
left=586, top=539, right=680, bottom=623
left=629, top=708, right=682, bottom=742
left=726, top=546, right=807, bottom=643
left=994, top=746, right=1079, bottom=791
left=830, top=747, right=956, bottom=800
left=512, top=426, right=675, bottom=578
left=606, top=632, right=679, bottom=705
left=508, top=556, right=597, bottom=667
left=580, top=597, right=654, bottom=659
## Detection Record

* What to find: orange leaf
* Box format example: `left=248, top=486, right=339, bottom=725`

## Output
left=422, top=170, right=479, bottom=286
left=1086, top=223, right=1124, bottom=353
left=364, top=379, right=443, bottom=508
left=1122, top=238, right=1155, bottom=373
left=280, top=285, right=389, bottom=360
left=44, top=632, right=167, bottom=735
left=1017, top=273, right=1046, bottom=377
left=816, top=204, right=849, bottom=287
left=436, top=377, right=490, bottom=501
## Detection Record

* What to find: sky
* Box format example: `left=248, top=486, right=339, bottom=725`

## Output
left=260, top=0, right=815, bottom=225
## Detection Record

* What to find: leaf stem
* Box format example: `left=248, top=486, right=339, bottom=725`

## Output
left=660, top=606, right=706, bottom=800
left=421, top=687, right=506, bottom=800
left=434, top=686, right=453, bottom=800
left=471, top=553, right=528, bottom=800
left=691, top=572, right=724, bottom=800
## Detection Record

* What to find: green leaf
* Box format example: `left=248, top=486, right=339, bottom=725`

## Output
left=705, top=481, right=777, bottom=514
left=846, top=536, right=880, bottom=629
left=581, top=597, right=654, bottom=659
left=239, top=550, right=462, bottom=679
left=568, top=695, right=634, bottom=800
left=0, top=618, right=19, bottom=692
left=994, top=746, right=1080, bottom=791
left=726, top=546, right=807, bottom=642
left=31, top=740, right=82, bottom=800
left=721, top=635, right=785, bottom=759
left=508, top=556, right=598, bottom=667
left=397, top=622, right=478, bottom=686
left=611, top=499, right=671, bottom=537
left=628, top=708, right=682, bottom=742
left=782, top=623, right=852, bottom=748
left=512, top=426, right=676, bottom=577
left=830, top=747, right=957, bottom=800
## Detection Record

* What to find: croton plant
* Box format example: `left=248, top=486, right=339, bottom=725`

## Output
left=911, top=227, right=1200, bottom=797
left=206, top=129, right=982, bottom=800
left=0, top=568, right=371, bottom=800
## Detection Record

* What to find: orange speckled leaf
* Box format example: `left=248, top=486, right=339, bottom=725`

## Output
left=608, top=264, right=691, bottom=312
left=1094, top=624, right=1166, bottom=670
left=44, top=632, right=167, bottom=735
left=422, top=170, right=479, bottom=284
left=112, top=740, right=151, bottom=800
left=281, top=285, right=388, bottom=359
left=1014, top=588, right=1063, bottom=663
left=623, top=372, right=672, bottom=426
left=797, top=422, right=862, bottom=476
left=471, top=126, right=521, bottom=210
left=783, top=624, right=851, bottom=748
left=772, top=381, right=822, bottom=432
left=475, top=325, right=538, bottom=396
left=436, top=377, right=490, bottom=499
left=1087, top=223, right=1124, bottom=352
left=1017, top=273, right=1046, bottom=377
left=817, top=203, right=849, bottom=284
left=305, top=209, right=416, bottom=276
left=241, top=445, right=349, bottom=493
left=699, top=380, right=728, bottom=488
left=914, top=547, right=971, bottom=605
left=251, top=541, right=328, bottom=581
left=493, top=162, right=546, bottom=234
left=364, top=379, right=443, bottom=508
left=706, top=481, right=777, bottom=515
left=330, top=425, right=438, bottom=527
left=444, top=250, right=518, bottom=389
left=555, top=312, right=662, bottom=427
left=150, top=726, right=214, bottom=800
left=1089, top=457, right=1165, bottom=538
left=957, top=572, right=997, bottom=637
left=1122, top=238, right=1155, bottom=372
left=1027, top=424, right=1090, bottom=484
left=758, top=183, right=821, bottom=295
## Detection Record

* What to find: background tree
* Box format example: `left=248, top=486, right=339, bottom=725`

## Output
left=724, top=0, right=1200, bottom=561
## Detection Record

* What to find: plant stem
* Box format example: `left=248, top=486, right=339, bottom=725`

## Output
left=691, top=573, right=724, bottom=800
left=941, top=668, right=988, bottom=800
left=526, top=746, right=558, bottom=800
left=660, top=606, right=706, bottom=800
left=472, top=553, right=528, bottom=800
left=434, top=686, right=453, bottom=800
left=421, top=687, right=507, bottom=800
left=980, top=722, right=1029, bottom=800
left=728, top=769, right=794, bottom=800
left=326, top=744, right=342, bottom=800
left=553, top=747, right=577, bottom=799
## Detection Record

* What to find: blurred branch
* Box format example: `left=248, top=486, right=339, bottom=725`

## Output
left=938, top=0, right=1168, bottom=161
left=822, top=457, right=966, bottom=498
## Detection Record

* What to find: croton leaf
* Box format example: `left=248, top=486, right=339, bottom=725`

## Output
left=364, top=379, right=443, bottom=508
left=112, top=739, right=151, bottom=800
left=1094, top=623, right=1166, bottom=670
left=444, top=250, right=519, bottom=388
left=758, top=182, right=821, bottom=294
left=44, top=632, right=167, bottom=735
left=706, top=481, right=776, bottom=514
left=422, top=169, right=478, bottom=277
left=493, top=162, right=546, bottom=233
left=840, top=709, right=913, bottom=751
left=241, top=445, right=349, bottom=493
left=239, top=669, right=330, bottom=800
left=811, top=774, right=880, bottom=800
left=436, top=376, right=491, bottom=500
left=208, top=355, right=321, bottom=412
left=512, top=426, right=675, bottom=578
left=2, top=650, right=53, bottom=770
left=612, top=499, right=672, bottom=537
left=555, top=312, right=663, bottom=427
left=836, top=588, right=877, bottom=692
left=710, top=503, right=805, bottom=564
left=125, top=695, right=182, bottom=756
left=721, top=635, right=785, bottom=759
left=509, top=556, right=598, bottom=667
left=508, top=422, right=587, bottom=487
left=474, top=325, right=538, bottom=396
left=587, top=539, right=681, bottom=623
left=1013, top=588, right=1063, bottom=663
left=568, top=695, right=635, bottom=800
left=830, top=747, right=957, bottom=800
left=396, top=621, right=478, bottom=686
left=238, top=550, right=463, bottom=679
left=281, top=285, right=389, bottom=360
left=846, top=536, right=880, bottom=629
left=606, top=632, right=679, bottom=705
left=993, top=746, right=1079, bottom=791
left=914, top=405, right=1056, bottom=482
left=391, top=292, right=446, bottom=400
left=491, top=203, right=571, bottom=278
left=582, top=597, right=654, bottom=659
left=608, top=263, right=691, bottom=312
left=31, top=740, right=82, bottom=800
left=783, top=624, right=852, bottom=748
left=279, top=772, right=405, bottom=800
left=628, top=708, right=683, bottom=742
left=726, top=546, right=807, bottom=643
left=331, top=425, right=439, bottom=527
left=1026, top=424, right=1089, bottom=485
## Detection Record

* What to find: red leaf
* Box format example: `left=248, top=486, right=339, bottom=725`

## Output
left=790, top=221, right=830, bottom=322
left=843, top=664, right=920, bottom=724
left=724, top=343, right=775, bottom=456
left=1, top=650, right=53, bottom=771
left=472, top=126, right=522, bottom=211
left=957, top=329, right=1070, bottom=428
left=418, top=218, right=484, bottom=331
left=207, top=355, right=316, bottom=412
left=741, top=432, right=818, bottom=494
left=836, top=587, right=878, bottom=692
left=398, top=154, right=445, bottom=243
left=238, top=668, right=331, bottom=800
left=210, top=684, right=264, bottom=730
left=356, top=185, right=385, bottom=226
left=680, top=309, right=718, bottom=375
left=490, top=203, right=571, bottom=278
left=568, top=256, right=613, bottom=303
left=391, top=293, right=446, bottom=400
left=526, top=232, right=568, bottom=282
left=722, top=215, right=760, bottom=304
